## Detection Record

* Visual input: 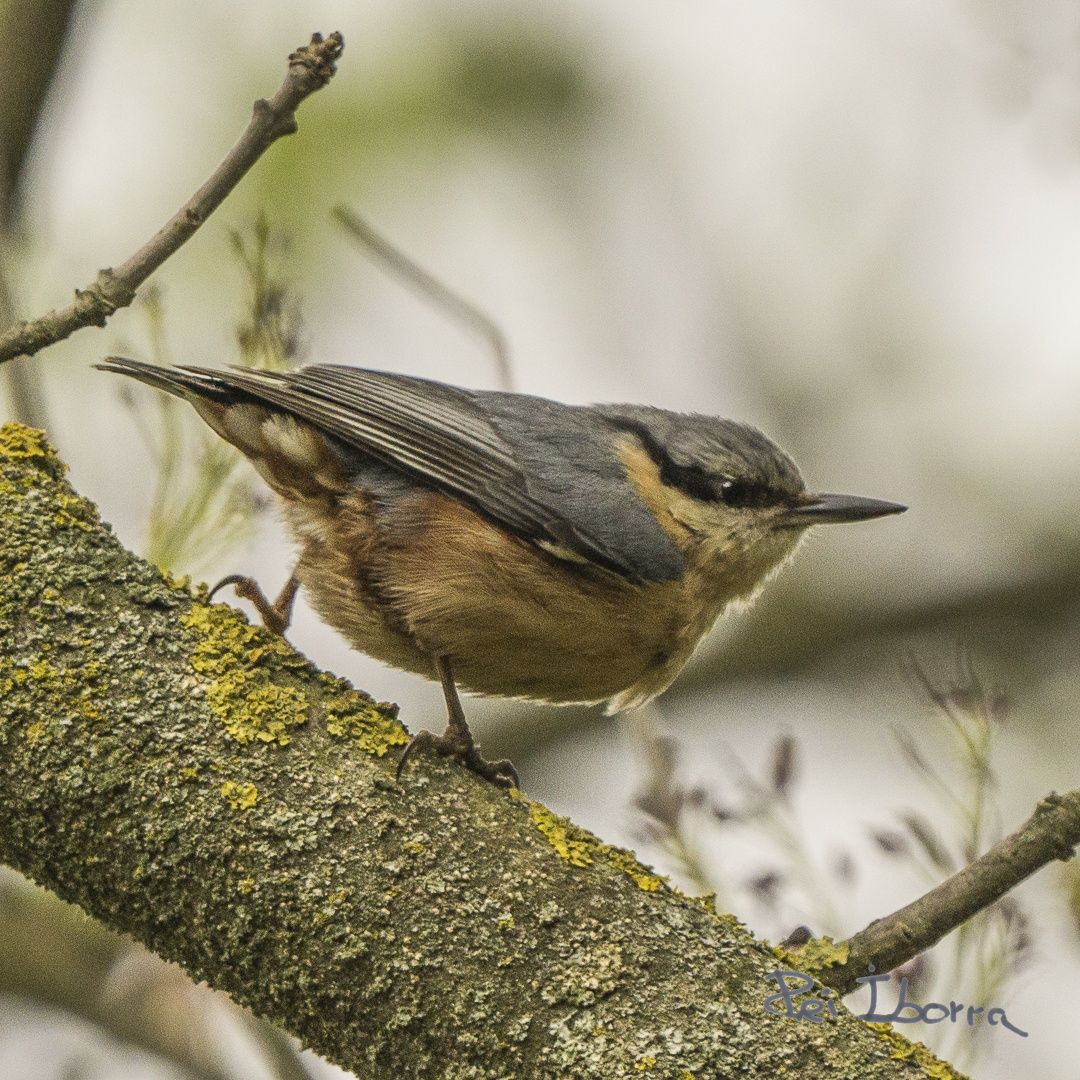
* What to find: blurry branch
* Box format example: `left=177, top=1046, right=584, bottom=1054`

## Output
left=0, top=424, right=956, bottom=1080
left=334, top=205, right=513, bottom=389
left=0, top=266, right=41, bottom=424
left=0, top=876, right=317, bottom=1080
left=0, top=30, right=344, bottom=366
left=229, top=214, right=304, bottom=370
left=0, top=0, right=78, bottom=226
left=802, top=790, right=1080, bottom=995
left=683, top=554, right=1080, bottom=691
left=0, top=0, right=78, bottom=425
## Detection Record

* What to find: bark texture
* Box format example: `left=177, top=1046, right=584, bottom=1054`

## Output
left=0, top=423, right=961, bottom=1080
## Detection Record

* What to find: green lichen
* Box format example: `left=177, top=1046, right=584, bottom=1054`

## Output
left=181, top=602, right=310, bottom=746
left=52, top=490, right=98, bottom=532
left=2, top=654, right=105, bottom=736
left=221, top=780, right=259, bottom=810
left=320, top=676, right=408, bottom=756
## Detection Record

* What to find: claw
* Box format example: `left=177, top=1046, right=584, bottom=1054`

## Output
left=208, top=571, right=298, bottom=636
left=396, top=728, right=519, bottom=790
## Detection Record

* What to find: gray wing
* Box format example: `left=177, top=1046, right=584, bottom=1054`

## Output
left=171, top=363, right=685, bottom=583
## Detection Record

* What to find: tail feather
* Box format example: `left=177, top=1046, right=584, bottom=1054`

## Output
left=95, top=357, right=236, bottom=402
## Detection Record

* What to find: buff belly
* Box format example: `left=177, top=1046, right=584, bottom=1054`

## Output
left=287, top=487, right=712, bottom=710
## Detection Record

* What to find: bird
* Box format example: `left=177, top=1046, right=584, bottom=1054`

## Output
left=97, top=357, right=906, bottom=789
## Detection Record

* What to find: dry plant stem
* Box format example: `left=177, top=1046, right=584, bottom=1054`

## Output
left=814, top=790, right=1080, bottom=996
left=333, top=205, right=514, bottom=390
left=0, top=31, right=344, bottom=365
left=0, top=423, right=960, bottom=1080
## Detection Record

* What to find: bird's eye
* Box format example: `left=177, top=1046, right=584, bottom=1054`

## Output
left=718, top=478, right=767, bottom=507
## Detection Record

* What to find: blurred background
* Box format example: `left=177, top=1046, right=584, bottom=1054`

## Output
left=2, top=1, right=1080, bottom=1077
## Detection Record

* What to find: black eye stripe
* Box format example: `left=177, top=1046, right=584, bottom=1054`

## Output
left=717, top=478, right=775, bottom=508
left=609, top=417, right=782, bottom=508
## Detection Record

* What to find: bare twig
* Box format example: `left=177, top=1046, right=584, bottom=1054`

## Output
left=0, top=31, right=344, bottom=365
left=333, top=205, right=513, bottom=390
left=807, top=790, right=1080, bottom=995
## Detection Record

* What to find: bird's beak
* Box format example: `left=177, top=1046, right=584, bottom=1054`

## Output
left=780, top=492, right=907, bottom=527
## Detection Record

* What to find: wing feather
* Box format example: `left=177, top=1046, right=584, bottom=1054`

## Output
left=118, top=361, right=684, bottom=583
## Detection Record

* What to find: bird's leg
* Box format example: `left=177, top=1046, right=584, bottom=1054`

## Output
left=396, top=655, right=520, bottom=789
left=209, top=569, right=300, bottom=636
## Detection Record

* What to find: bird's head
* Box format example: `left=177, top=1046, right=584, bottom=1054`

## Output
left=600, top=405, right=906, bottom=604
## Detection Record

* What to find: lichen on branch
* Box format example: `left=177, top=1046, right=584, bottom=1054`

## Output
left=0, top=423, right=961, bottom=1080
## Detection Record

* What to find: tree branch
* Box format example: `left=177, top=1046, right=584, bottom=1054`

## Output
left=0, top=30, right=343, bottom=365
left=802, top=790, right=1080, bottom=995
left=0, top=421, right=962, bottom=1080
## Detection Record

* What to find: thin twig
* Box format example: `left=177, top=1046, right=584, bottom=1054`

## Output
left=333, top=205, right=513, bottom=390
left=0, top=31, right=344, bottom=365
left=807, top=789, right=1080, bottom=995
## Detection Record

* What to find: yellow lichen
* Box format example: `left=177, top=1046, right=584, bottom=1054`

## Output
left=867, top=1023, right=968, bottom=1079
left=221, top=780, right=259, bottom=810
left=52, top=491, right=98, bottom=532
left=237, top=878, right=255, bottom=893
left=182, top=602, right=309, bottom=746
left=634, top=1056, right=656, bottom=1071
left=320, top=678, right=408, bottom=756
left=525, top=800, right=669, bottom=891
left=605, top=848, right=665, bottom=892
left=529, top=803, right=594, bottom=867
left=784, top=935, right=850, bottom=973
left=0, top=424, right=55, bottom=463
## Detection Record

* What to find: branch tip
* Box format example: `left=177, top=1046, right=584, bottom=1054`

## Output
left=0, top=30, right=344, bottom=365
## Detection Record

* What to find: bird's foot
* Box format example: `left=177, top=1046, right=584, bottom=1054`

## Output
left=208, top=573, right=299, bottom=636
left=397, top=725, right=519, bottom=790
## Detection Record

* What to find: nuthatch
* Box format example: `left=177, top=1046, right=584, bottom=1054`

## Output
left=98, top=357, right=905, bottom=788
